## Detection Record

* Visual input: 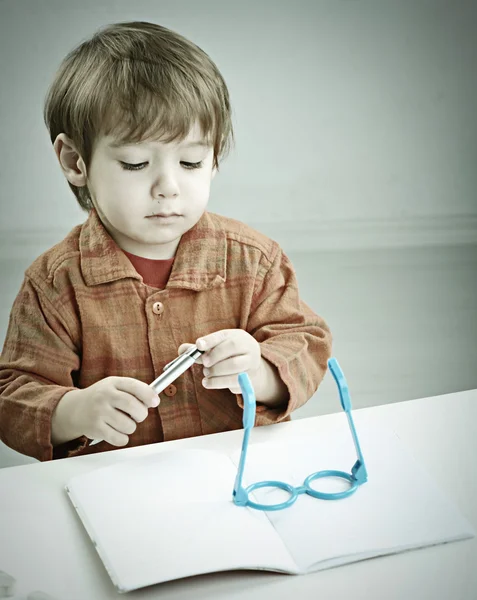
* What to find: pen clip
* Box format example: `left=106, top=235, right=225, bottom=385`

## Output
left=163, top=345, right=203, bottom=371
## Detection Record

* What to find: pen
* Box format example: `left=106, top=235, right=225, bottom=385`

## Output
left=90, top=345, right=203, bottom=446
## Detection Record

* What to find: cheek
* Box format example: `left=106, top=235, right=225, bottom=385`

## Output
left=89, top=164, right=119, bottom=198
left=99, top=173, right=142, bottom=203
left=189, top=183, right=211, bottom=213
left=187, top=172, right=212, bottom=198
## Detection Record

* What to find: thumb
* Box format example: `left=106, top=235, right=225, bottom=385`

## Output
left=177, top=342, right=196, bottom=355
left=178, top=342, right=204, bottom=365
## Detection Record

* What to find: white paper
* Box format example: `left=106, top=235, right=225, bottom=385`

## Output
left=66, top=449, right=297, bottom=593
left=66, top=425, right=475, bottom=592
left=239, top=426, right=475, bottom=572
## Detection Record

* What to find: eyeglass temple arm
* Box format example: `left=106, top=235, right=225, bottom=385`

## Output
left=233, top=373, right=256, bottom=505
left=328, top=358, right=368, bottom=484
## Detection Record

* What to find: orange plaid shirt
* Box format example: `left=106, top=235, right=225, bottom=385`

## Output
left=0, top=209, right=332, bottom=460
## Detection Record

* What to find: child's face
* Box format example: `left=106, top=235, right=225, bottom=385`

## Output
left=86, top=124, right=216, bottom=258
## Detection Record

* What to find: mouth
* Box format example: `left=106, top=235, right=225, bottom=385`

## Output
left=146, top=213, right=182, bottom=219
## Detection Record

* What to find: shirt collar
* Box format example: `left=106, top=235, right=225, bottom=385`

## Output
left=80, top=208, right=227, bottom=290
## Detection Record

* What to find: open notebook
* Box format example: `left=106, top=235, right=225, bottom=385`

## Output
left=65, top=423, right=475, bottom=594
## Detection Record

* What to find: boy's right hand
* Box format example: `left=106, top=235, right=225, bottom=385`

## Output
left=54, top=377, right=160, bottom=447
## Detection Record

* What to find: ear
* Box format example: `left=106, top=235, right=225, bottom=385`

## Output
left=53, top=133, right=88, bottom=187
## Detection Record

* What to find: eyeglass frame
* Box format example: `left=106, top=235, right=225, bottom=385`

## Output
left=232, top=357, right=368, bottom=511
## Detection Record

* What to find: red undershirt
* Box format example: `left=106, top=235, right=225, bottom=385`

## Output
left=123, top=250, right=174, bottom=289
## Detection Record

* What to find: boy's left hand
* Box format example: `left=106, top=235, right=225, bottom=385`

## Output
left=178, top=329, right=263, bottom=394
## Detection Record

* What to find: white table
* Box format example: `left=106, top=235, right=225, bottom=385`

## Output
left=0, top=390, right=476, bottom=600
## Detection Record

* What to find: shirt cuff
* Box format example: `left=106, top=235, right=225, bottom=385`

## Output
left=35, top=387, right=81, bottom=461
left=235, top=343, right=299, bottom=425
left=52, top=435, right=90, bottom=459
left=235, top=391, right=291, bottom=426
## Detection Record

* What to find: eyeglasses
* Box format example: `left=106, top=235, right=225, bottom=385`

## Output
left=233, top=357, right=368, bottom=511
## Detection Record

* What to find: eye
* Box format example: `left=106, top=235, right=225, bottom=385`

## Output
left=120, top=161, right=148, bottom=171
left=119, top=160, right=204, bottom=171
left=181, top=161, right=203, bottom=170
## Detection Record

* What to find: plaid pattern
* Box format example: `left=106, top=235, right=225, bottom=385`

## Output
left=0, top=209, right=332, bottom=461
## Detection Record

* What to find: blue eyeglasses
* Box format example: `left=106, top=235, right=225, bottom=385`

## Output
left=233, top=357, right=368, bottom=511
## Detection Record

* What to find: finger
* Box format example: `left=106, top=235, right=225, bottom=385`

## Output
left=177, top=343, right=203, bottom=364
left=202, top=374, right=240, bottom=391
left=107, top=408, right=138, bottom=435
left=110, top=376, right=160, bottom=408
left=201, top=338, right=243, bottom=368
left=112, top=392, right=149, bottom=423
left=202, top=355, right=249, bottom=378
left=101, top=423, right=130, bottom=447
left=178, top=343, right=195, bottom=355
left=196, top=330, right=231, bottom=352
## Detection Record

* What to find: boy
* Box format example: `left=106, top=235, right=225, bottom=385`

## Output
left=0, top=21, right=332, bottom=461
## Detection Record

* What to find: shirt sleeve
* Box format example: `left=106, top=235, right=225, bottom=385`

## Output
left=236, top=243, right=332, bottom=425
left=0, top=276, right=88, bottom=461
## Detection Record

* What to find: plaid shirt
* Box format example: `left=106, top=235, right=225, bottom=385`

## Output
left=0, top=209, right=332, bottom=460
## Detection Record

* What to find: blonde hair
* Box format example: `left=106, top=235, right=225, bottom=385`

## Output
left=43, top=21, right=234, bottom=210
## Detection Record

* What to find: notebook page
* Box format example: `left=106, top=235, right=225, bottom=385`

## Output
left=236, top=424, right=475, bottom=573
left=66, top=448, right=298, bottom=593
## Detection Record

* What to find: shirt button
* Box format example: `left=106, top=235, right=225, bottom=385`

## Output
left=164, top=384, right=177, bottom=397
left=152, top=301, right=164, bottom=315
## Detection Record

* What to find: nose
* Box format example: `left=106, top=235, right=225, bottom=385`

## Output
left=151, top=169, right=180, bottom=200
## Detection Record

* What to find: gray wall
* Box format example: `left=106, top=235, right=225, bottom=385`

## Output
left=1, top=0, right=476, bottom=253
left=0, top=1, right=476, bottom=467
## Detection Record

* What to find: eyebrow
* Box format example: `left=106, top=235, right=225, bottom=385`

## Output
left=107, top=140, right=210, bottom=149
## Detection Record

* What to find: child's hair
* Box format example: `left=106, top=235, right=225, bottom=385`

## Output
left=43, top=21, right=234, bottom=211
